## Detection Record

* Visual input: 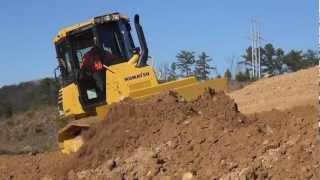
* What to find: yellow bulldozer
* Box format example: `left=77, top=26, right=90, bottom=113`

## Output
left=53, top=12, right=228, bottom=154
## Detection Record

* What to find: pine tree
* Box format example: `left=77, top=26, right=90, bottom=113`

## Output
left=283, top=50, right=304, bottom=72
left=168, top=63, right=177, bottom=81
left=175, top=51, right=196, bottom=77
left=224, top=69, right=232, bottom=80
left=235, top=69, right=251, bottom=82
left=194, top=52, right=215, bottom=80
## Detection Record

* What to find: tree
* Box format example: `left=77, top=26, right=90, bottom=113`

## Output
left=260, top=44, right=284, bottom=75
left=283, top=50, right=305, bottom=72
left=235, top=69, right=251, bottom=82
left=303, top=49, right=318, bottom=67
left=274, top=48, right=285, bottom=74
left=175, top=50, right=196, bottom=77
left=194, top=52, right=215, bottom=80
left=224, top=69, right=232, bottom=80
left=240, top=46, right=256, bottom=77
left=241, top=44, right=285, bottom=76
left=167, top=63, right=178, bottom=81
left=241, top=44, right=317, bottom=77
left=0, top=103, right=13, bottom=118
left=241, top=46, right=253, bottom=66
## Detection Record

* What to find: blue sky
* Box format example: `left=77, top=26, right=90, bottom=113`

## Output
left=0, top=0, right=317, bottom=87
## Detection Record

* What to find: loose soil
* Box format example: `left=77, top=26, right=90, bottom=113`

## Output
left=0, top=67, right=318, bottom=180
left=229, top=67, right=317, bottom=114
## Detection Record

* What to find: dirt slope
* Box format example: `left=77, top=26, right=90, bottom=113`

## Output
left=0, top=67, right=318, bottom=180
left=60, top=90, right=318, bottom=180
left=229, top=67, right=317, bottom=114
left=0, top=106, right=59, bottom=154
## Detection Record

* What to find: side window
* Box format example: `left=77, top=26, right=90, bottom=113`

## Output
left=64, top=50, right=73, bottom=74
left=56, top=42, right=74, bottom=84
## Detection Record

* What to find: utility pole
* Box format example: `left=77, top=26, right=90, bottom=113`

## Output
left=258, top=30, right=261, bottom=78
left=251, top=22, right=255, bottom=79
left=250, top=18, right=262, bottom=79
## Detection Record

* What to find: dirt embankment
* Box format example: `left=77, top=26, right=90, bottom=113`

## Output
left=0, top=88, right=317, bottom=180
left=229, top=67, right=318, bottom=114
left=0, top=106, right=60, bottom=154
left=0, top=67, right=318, bottom=180
left=62, top=90, right=318, bottom=180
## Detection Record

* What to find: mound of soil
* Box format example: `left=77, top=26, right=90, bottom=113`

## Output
left=57, top=90, right=317, bottom=180
left=0, top=65, right=318, bottom=180
left=230, top=67, right=317, bottom=114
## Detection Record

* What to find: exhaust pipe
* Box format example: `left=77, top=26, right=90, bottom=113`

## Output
left=134, top=14, right=149, bottom=67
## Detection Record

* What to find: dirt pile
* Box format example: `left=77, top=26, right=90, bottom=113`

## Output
left=229, top=67, right=317, bottom=114
left=0, top=67, right=318, bottom=180
left=57, top=90, right=318, bottom=180
left=0, top=90, right=317, bottom=179
left=0, top=151, right=66, bottom=180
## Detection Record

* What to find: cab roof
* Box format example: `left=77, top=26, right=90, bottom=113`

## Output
left=53, top=12, right=129, bottom=44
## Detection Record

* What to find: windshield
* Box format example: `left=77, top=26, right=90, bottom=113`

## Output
left=97, top=21, right=135, bottom=63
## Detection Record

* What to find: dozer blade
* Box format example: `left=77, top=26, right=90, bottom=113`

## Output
left=130, top=77, right=228, bottom=101
left=58, top=117, right=98, bottom=154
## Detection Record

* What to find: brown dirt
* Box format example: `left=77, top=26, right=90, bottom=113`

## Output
left=59, top=90, right=318, bottom=180
left=229, top=67, right=318, bottom=114
left=0, top=152, right=66, bottom=180
left=0, top=67, right=318, bottom=180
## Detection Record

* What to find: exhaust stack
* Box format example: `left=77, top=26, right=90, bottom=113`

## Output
left=134, top=14, right=149, bottom=67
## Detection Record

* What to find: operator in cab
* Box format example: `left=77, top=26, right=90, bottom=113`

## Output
left=80, top=46, right=115, bottom=94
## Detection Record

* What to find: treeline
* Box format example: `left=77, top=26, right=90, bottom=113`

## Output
left=0, top=78, right=58, bottom=119
left=157, top=51, right=216, bottom=81
left=158, top=44, right=317, bottom=82
left=235, top=43, right=317, bottom=81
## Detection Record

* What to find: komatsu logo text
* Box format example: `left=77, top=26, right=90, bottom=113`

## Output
left=124, top=72, right=150, bottom=81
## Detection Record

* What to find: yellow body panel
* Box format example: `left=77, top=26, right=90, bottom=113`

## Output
left=106, top=62, right=158, bottom=104
left=61, top=83, right=85, bottom=116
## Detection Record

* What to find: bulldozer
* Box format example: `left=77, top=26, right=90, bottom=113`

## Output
left=54, top=12, right=228, bottom=154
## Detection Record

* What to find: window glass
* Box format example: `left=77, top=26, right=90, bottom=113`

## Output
left=56, top=42, right=74, bottom=84
left=76, top=47, right=92, bottom=64
left=119, top=21, right=135, bottom=58
left=70, top=30, right=94, bottom=66
left=97, top=23, right=125, bottom=60
left=64, top=50, right=72, bottom=74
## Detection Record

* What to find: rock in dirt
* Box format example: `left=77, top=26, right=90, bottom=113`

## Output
left=182, top=172, right=194, bottom=180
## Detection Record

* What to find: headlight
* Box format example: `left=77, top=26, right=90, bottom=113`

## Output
left=112, top=14, right=120, bottom=21
left=95, top=14, right=121, bottom=24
